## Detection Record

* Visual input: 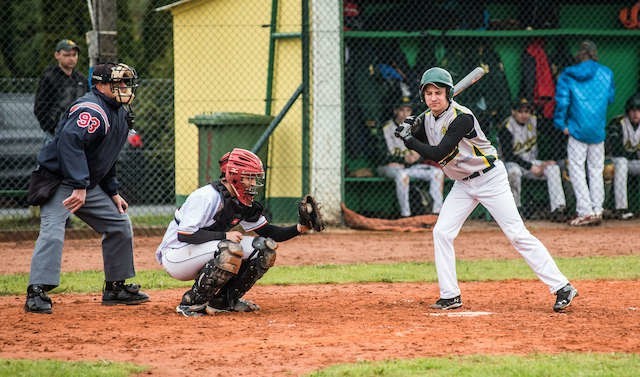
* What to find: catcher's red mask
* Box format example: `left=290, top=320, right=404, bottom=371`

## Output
left=224, top=148, right=264, bottom=206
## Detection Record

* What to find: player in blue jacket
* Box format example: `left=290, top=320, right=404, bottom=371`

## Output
left=554, top=40, right=615, bottom=226
left=24, top=63, right=149, bottom=314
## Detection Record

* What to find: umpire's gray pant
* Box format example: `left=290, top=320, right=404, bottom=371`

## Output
left=28, top=184, right=136, bottom=287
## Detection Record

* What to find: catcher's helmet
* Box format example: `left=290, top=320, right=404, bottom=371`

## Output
left=420, top=67, right=454, bottom=101
left=91, top=63, right=139, bottom=104
left=224, top=148, right=264, bottom=206
left=625, top=92, right=640, bottom=113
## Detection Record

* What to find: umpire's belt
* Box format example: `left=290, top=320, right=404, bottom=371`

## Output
left=462, top=164, right=495, bottom=181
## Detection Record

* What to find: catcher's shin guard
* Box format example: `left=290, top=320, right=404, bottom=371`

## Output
left=208, top=237, right=277, bottom=312
left=180, top=240, right=243, bottom=307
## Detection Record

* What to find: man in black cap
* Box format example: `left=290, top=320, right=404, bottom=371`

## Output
left=34, top=39, right=88, bottom=138
left=25, top=62, right=148, bottom=314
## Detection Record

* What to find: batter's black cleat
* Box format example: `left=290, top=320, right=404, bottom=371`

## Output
left=24, top=285, right=53, bottom=314
left=430, top=295, right=462, bottom=310
left=102, top=281, right=150, bottom=306
left=553, top=283, right=578, bottom=312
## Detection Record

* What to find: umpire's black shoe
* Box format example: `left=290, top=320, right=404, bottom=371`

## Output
left=25, top=285, right=53, bottom=314
left=553, top=283, right=578, bottom=312
left=102, top=281, right=150, bottom=306
left=430, top=295, right=462, bottom=310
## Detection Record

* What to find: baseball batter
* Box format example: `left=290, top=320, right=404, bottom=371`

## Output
left=395, top=67, right=578, bottom=312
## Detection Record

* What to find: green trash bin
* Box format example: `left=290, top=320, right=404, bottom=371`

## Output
left=189, top=111, right=273, bottom=188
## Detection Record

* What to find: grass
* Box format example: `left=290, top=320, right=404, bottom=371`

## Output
left=304, top=353, right=640, bottom=377
left=0, top=359, right=146, bottom=377
left=1, top=255, right=638, bottom=295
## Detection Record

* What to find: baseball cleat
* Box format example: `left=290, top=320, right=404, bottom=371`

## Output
left=205, top=298, right=261, bottom=314
left=568, top=214, right=601, bottom=226
left=553, top=283, right=578, bottom=312
left=430, top=295, right=462, bottom=310
left=102, top=281, right=150, bottom=306
left=176, top=304, right=206, bottom=317
left=24, top=285, right=53, bottom=314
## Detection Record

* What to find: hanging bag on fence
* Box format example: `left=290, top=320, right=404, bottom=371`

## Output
left=26, top=168, right=62, bottom=206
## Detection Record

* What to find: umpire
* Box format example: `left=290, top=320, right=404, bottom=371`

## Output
left=24, top=62, right=149, bottom=314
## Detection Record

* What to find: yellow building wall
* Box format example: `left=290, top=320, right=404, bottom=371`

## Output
left=170, top=0, right=303, bottom=202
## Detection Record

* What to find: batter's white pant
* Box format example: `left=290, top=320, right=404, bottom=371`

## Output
left=505, top=161, right=566, bottom=212
left=611, top=157, right=640, bottom=210
left=567, top=137, right=605, bottom=217
left=158, top=237, right=258, bottom=281
left=377, top=164, right=444, bottom=216
left=432, top=160, right=569, bottom=300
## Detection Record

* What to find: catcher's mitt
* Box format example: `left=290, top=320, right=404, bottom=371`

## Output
left=298, top=195, right=325, bottom=232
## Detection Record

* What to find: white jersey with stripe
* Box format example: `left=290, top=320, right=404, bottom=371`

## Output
left=420, top=101, right=498, bottom=180
left=621, top=116, right=640, bottom=153
left=504, top=115, right=538, bottom=163
left=156, top=184, right=267, bottom=252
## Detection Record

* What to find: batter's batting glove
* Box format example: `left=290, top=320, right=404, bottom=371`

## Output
left=394, top=116, right=415, bottom=141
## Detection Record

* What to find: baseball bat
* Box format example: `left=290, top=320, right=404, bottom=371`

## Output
left=452, top=66, right=487, bottom=97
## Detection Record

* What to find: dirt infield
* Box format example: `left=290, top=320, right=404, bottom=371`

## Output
left=1, top=220, right=639, bottom=376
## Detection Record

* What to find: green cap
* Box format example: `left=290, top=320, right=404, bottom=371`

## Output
left=55, top=39, right=80, bottom=52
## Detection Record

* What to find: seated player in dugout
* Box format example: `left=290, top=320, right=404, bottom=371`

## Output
left=604, top=92, right=640, bottom=220
left=155, top=148, right=324, bottom=317
left=376, top=95, right=444, bottom=216
left=498, top=98, right=567, bottom=222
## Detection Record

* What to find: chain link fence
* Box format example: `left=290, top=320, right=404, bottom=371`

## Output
left=1, top=1, right=639, bottom=238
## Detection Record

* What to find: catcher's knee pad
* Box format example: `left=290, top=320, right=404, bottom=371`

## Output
left=216, top=240, right=244, bottom=274
left=210, top=237, right=277, bottom=309
left=181, top=241, right=243, bottom=306
left=251, top=236, right=277, bottom=269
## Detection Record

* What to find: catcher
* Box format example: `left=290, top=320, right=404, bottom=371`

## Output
left=155, top=148, right=324, bottom=316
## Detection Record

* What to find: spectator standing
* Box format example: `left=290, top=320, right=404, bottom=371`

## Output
left=553, top=40, right=615, bottom=226
left=604, top=92, right=640, bottom=220
left=34, top=39, right=88, bottom=139
left=499, top=98, right=567, bottom=221
left=376, top=96, right=444, bottom=216
left=24, top=63, right=148, bottom=314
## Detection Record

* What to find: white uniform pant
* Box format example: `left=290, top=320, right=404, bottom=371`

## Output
left=567, top=137, right=604, bottom=217
left=377, top=164, right=444, bottom=216
left=505, top=161, right=566, bottom=212
left=432, top=160, right=569, bottom=299
left=158, top=237, right=257, bottom=281
left=611, top=157, right=640, bottom=210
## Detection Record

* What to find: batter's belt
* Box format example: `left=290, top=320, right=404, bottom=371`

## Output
left=462, top=164, right=495, bottom=181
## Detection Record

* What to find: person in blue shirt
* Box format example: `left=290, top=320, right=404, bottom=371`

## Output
left=554, top=41, right=615, bottom=226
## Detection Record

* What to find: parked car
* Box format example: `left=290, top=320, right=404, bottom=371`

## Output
left=0, top=93, right=43, bottom=204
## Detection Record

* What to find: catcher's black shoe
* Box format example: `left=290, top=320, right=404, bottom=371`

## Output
left=430, top=295, right=462, bottom=310
left=205, top=298, right=260, bottom=314
left=24, top=285, right=53, bottom=314
left=176, top=304, right=206, bottom=317
left=553, top=283, right=578, bottom=312
left=102, top=281, right=149, bottom=306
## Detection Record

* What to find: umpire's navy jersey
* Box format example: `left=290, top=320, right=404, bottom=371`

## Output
left=37, top=88, right=131, bottom=196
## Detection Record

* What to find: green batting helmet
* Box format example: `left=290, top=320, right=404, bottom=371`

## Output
left=420, top=67, right=454, bottom=100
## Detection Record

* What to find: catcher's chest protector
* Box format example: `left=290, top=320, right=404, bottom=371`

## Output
left=206, top=181, right=263, bottom=232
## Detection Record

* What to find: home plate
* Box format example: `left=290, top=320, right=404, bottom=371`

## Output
left=428, top=311, right=493, bottom=317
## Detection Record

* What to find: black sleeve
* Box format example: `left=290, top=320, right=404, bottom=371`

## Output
left=178, top=229, right=227, bottom=244
left=34, top=72, right=57, bottom=135
left=404, top=113, right=475, bottom=163
left=254, top=223, right=300, bottom=242
left=498, top=121, right=532, bottom=170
